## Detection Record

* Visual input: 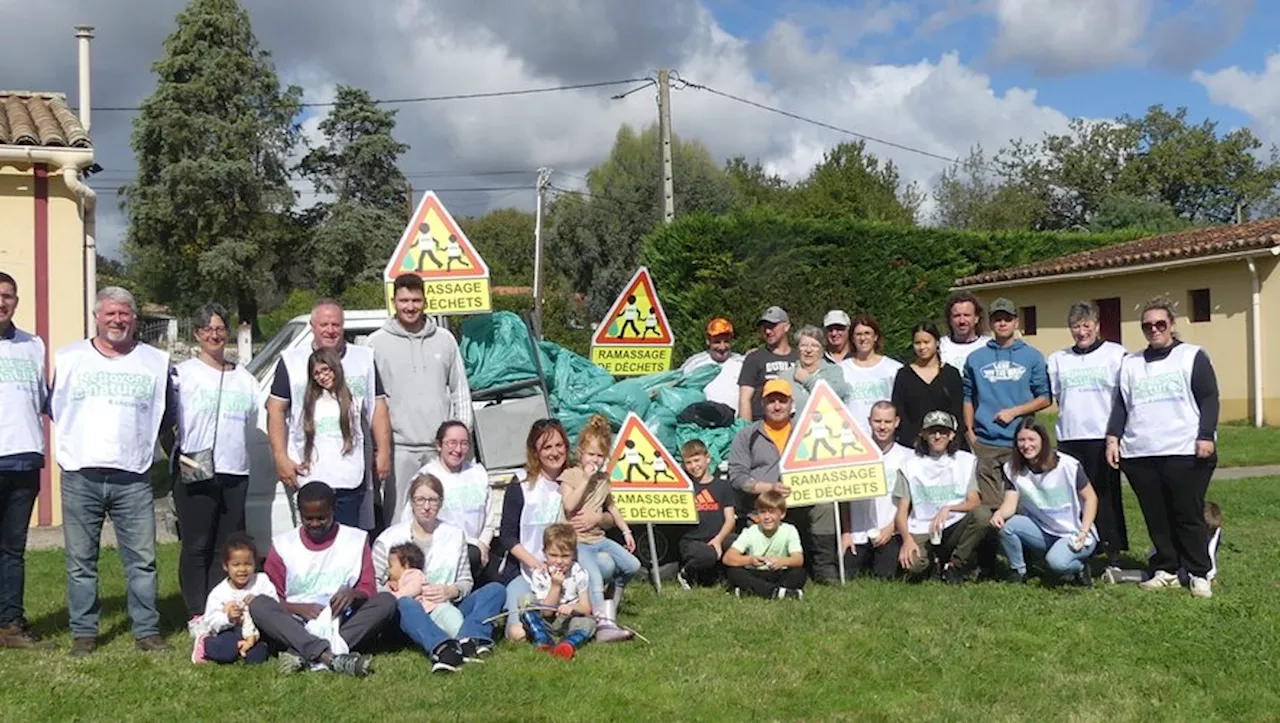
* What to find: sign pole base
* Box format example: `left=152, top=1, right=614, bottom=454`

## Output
left=647, top=523, right=662, bottom=595
left=834, top=501, right=846, bottom=585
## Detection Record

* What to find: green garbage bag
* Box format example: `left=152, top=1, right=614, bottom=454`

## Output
left=539, top=341, right=614, bottom=408
left=459, top=312, right=550, bottom=391
left=675, top=419, right=747, bottom=470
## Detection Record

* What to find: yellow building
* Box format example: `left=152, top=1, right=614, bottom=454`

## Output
left=953, top=219, right=1280, bottom=425
left=0, top=86, right=97, bottom=526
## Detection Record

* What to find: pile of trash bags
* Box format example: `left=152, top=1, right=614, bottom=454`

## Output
left=460, top=312, right=745, bottom=468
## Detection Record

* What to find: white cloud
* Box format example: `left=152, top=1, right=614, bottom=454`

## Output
left=990, top=0, right=1153, bottom=76
left=1193, top=53, right=1280, bottom=141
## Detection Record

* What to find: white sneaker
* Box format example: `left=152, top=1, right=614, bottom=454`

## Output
left=186, top=615, right=203, bottom=639
left=676, top=568, right=692, bottom=591
left=1189, top=576, right=1213, bottom=599
left=1138, top=570, right=1181, bottom=591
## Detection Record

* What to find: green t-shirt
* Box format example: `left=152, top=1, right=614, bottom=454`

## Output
left=731, top=522, right=802, bottom=565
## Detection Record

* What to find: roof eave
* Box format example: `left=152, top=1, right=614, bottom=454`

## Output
left=0, top=144, right=95, bottom=169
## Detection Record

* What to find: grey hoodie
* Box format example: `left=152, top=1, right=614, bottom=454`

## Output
left=367, top=316, right=472, bottom=447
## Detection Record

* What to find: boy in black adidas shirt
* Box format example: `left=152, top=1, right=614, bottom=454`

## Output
left=676, top=440, right=736, bottom=589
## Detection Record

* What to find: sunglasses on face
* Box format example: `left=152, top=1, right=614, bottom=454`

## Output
left=1140, top=320, right=1170, bottom=333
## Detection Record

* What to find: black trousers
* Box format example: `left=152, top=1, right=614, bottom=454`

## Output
left=1059, top=439, right=1128, bottom=553
left=846, top=537, right=903, bottom=580
left=249, top=592, right=397, bottom=663
left=725, top=566, right=806, bottom=598
left=173, top=474, right=248, bottom=616
left=1122, top=455, right=1215, bottom=577
left=678, top=535, right=736, bottom=585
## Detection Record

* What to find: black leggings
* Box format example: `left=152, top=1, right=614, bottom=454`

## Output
left=1059, top=439, right=1128, bottom=554
left=1122, top=455, right=1215, bottom=577
left=173, top=475, right=248, bottom=616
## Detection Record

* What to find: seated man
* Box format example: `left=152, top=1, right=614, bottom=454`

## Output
left=249, top=481, right=396, bottom=676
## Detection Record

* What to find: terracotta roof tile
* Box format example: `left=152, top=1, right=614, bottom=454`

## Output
left=0, top=91, right=91, bottom=148
left=956, top=218, right=1280, bottom=287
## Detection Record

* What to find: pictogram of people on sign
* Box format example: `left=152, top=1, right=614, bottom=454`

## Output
left=618, top=439, right=650, bottom=481
left=408, top=222, right=472, bottom=273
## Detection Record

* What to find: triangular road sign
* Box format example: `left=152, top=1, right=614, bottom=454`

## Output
left=384, top=191, right=489, bottom=281
left=592, top=267, right=673, bottom=346
left=780, top=380, right=882, bottom=473
left=607, top=413, right=692, bottom=491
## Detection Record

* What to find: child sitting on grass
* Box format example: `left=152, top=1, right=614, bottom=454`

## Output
left=192, top=533, right=277, bottom=664
left=676, top=439, right=736, bottom=589
left=519, top=523, right=596, bottom=659
left=386, top=543, right=466, bottom=640
left=722, top=491, right=805, bottom=599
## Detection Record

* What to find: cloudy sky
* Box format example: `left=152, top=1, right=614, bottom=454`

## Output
left=4, top=0, right=1277, bottom=259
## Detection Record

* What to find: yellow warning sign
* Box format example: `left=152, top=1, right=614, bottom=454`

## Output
left=590, top=267, right=674, bottom=376
left=778, top=380, right=886, bottom=507
left=383, top=191, right=491, bottom=316
left=606, top=412, right=695, bottom=523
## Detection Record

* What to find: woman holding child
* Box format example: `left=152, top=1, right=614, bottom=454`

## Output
left=372, top=473, right=506, bottom=673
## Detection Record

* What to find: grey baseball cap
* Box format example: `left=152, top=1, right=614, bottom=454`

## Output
left=921, top=410, right=958, bottom=432
left=759, top=306, right=790, bottom=325
left=989, top=298, right=1017, bottom=316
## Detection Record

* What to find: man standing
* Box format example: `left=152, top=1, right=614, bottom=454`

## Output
left=822, top=310, right=852, bottom=363
left=368, top=275, right=472, bottom=523
left=52, top=287, right=172, bottom=656
left=0, top=272, right=49, bottom=648
left=737, top=307, right=797, bottom=422
left=267, top=300, right=391, bottom=531
left=963, top=298, right=1051, bottom=508
left=940, top=292, right=992, bottom=377
left=679, top=318, right=744, bottom=410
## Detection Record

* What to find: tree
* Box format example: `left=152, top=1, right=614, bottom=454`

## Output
left=789, top=141, right=918, bottom=225
left=1088, top=193, right=1195, bottom=234
left=546, top=124, right=739, bottom=318
left=123, top=0, right=302, bottom=328
left=933, top=146, right=1045, bottom=231
left=724, top=155, right=792, bottom=209
left=297, top=85, right=410, bottom=295
left=459, top=208, right=537, bottom=287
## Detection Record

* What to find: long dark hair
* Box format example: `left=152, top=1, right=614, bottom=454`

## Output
left=302, top=347, right=355, bottom=464
left=1008, top=417, right=1057, bottom=476
left=910, top=321, right=942, bottom=366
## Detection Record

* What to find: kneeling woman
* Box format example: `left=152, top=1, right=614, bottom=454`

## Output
left=895, top=411, right=991, bottom=584
left=991, top=418, right=1098, bottom=586
left=373, top=474, right=505, bottom=672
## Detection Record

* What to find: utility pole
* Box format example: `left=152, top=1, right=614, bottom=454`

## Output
left=532, top=167, right=553, bottom=340
left=406, top=180, right=414, bottom=219
left=658, top=69, right=675, bottom=224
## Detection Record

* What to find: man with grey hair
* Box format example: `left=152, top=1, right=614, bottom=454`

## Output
left=51, top=286, right=175, bottom=656
left=737, top=306, right=797, bottom=421
left=267, top=299, right=391, bottom=530
left=1048, top=300, right=1128, bottom=572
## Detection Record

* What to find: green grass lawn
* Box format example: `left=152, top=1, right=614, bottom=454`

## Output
left=1040, top=413, right=1280, bottom=468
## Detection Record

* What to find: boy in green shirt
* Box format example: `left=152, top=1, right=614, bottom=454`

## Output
left=723, top=491, right=806, bottom=599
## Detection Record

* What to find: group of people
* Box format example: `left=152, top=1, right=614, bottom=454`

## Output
left=0, top=267, right=1223, bottom=677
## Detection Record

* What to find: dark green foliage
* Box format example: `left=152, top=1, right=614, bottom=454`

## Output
left=460, top=208, right=537, bottom=287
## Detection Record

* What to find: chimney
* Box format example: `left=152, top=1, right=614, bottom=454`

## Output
left=74, top=25, right=94, bottom=133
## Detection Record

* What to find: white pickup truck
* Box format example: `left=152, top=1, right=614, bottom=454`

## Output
left=237, top=310, right=550, bottom=555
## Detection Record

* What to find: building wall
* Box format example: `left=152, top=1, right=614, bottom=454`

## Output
left=967, top=257, right=1279, bottom=424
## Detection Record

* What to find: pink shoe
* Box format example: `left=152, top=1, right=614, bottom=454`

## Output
left=190, top=634, right=207, bottom=664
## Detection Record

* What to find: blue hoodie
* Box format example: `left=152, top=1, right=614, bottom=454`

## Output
left=962, top=337, right=1050, bottom=446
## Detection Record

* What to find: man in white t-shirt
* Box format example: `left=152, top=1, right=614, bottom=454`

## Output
left=679, top=318, right=744, bottom=410
left=939, top=292, right=992, bottom=377
left=51, top=287, right=174, bottom=657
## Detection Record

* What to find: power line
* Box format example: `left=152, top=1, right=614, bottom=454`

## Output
left=83, top=78, right=654, bottom=113
left=93, top=184, right=530, bottom=196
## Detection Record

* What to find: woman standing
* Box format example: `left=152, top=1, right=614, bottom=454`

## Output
left=499, top=419, right=568, bottom=640
left=991, top=418, right=1098, bottom=586
left=779, top=325, right=852, bottom=412
left=172, top=303, right=259, bottom=633
left=839, top=314, right=903, bottom=427
left=401, top=421, right=499, bottom=583
left=373, top=473, right=506, bottom=671
left=891, top=322, right=965, bottom=448
left=1106, top=298, right=1219, bottom=599
left=1047, top=301, right=1127, bottom=571
left=289, top=347, right=367, bottom=527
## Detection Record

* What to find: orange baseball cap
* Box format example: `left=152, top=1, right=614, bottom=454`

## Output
left=706, top=318, right=735, bottom=337
left=762, top=378, right=793, bottom=399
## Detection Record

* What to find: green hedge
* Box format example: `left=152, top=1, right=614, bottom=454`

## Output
left=642, top=208, right=1142, bottom=361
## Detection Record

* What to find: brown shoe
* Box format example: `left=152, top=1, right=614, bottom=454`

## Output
left=70, top=637, right=97, bottom=657
left=0, top=621, right=53, bottom=649
left=135, top=634, right=171, bottom=653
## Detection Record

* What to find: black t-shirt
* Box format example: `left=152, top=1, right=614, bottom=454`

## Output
left=685, top=476, right=736, bottom=542
left=737, top=347, right=798, bottom=418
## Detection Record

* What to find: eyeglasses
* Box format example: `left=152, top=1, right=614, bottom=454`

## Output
left=411, top=496, right=443, bottom=508
left=1140, top=320, right=1169, bottom=333
left=200, top=326, right=229, bottom=336
left=441, top=440, right=470, bottom=450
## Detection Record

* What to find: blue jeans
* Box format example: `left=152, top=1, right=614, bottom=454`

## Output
left=999, top=515, right=1097, bottom=576
left=61, top=468, right=160, bottom=639
left=332, top=486, right=365, bottom=529
left=0, top=471, right=39, bottom=625
left=398, top=582, right=505, bottom=651
left=578, top=538, right=641, bottom=611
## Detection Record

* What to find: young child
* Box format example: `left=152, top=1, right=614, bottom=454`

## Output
left=192, top=533, right=277, bottom=665
left=722, top=491, right=805, bottom=599
left=518, top=522, right=596, bottom=660
left=676, top=439, right=736, bottom=589
left=386, top=543, right=465, bottom=641
left=558, top=415, right=641, bottom=643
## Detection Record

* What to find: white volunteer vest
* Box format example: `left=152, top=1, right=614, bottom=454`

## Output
left=840, top=356, right=903, bottom=428
left=289, top=392, right=367, bottom=490
left=849, top=443, right=911, bottom=543
left=273, top=524, right=367, bottom=604
left=940, top=336, right=990, bottom=377
left=519, top=474, right=563, bottom=582
left=280, top=344, right=377, bottom=430
left=414, top=459, right=489, bottom=541
left=422, top=522, right=466, bottom=585
left=1048, top=341, right=1125, bottom=441
left=174, top=358, right=257, bottom=476
left=1119, top=344, right=1203, bottom=458
left=1002, top=453, right=1096, bottom=542
left=51, top=340, right=170, bottom=474
left=902, top=450, right=976, bottom=536
left=0, top=327, right=46, bottom=458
